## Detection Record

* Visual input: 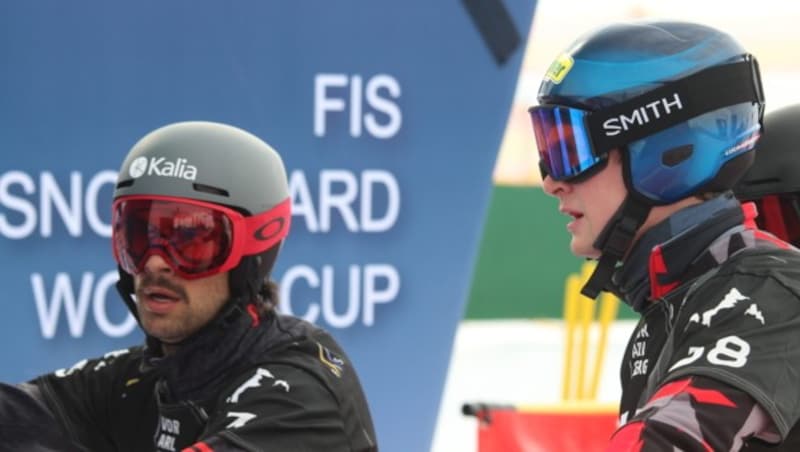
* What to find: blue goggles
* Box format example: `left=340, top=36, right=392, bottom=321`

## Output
left=530, top=56, right=764, bottom=183
left=530, top=105, right=606, bottom=182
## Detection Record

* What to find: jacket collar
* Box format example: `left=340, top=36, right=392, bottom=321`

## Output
left=142, top=298, right=268, bottom=402
left=610, top=193, right=749, bottom=312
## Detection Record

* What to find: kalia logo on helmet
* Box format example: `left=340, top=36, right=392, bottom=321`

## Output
left=129, top=156, right=198, bottom=181
left=602, top=93, right=683, bottom=137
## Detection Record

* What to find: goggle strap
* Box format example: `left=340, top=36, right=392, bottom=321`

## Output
left=587, top=56, right=763, bottom=154
left=242, top=198, right=292, bottom=255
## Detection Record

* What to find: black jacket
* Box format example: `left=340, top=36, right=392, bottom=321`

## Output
left=3, top=306, right=377, bottom=452
left=609, top=194, right=800, bottom=450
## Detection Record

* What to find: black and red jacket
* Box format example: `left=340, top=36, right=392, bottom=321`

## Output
left=608, top=193, right=800, bottom=451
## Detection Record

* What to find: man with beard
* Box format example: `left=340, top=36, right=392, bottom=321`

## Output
left=0, top=121, right=377, bottom=451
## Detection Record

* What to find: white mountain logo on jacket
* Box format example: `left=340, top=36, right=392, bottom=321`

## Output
left=689, top=287, right=749, bottom=327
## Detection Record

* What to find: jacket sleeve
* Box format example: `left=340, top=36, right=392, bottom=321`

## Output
left=0, top=381, right=91, bottom=452
left=607, top=376, right=779, bottom=451
left=32, top=349, right=139, bottom=451
left=182, top=363, right=372, bottom=452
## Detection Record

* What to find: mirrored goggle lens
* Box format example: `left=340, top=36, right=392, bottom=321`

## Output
left=529, top=105, right=605, bottom=181
left=113, top=198, right=235, bottom=278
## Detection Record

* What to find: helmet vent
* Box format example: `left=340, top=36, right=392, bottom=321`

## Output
left=661, top=145, right=694, bottom=167
left=116, top=179, right=134, bottom=189
left=193, top=183, right=230, bottom=197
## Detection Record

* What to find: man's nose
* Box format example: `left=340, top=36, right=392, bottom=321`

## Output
left=541, top=174, right=569, bottom=196
left=142, top=253, right=174, bottom=275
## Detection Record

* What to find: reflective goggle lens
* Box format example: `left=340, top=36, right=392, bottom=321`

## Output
left=529, top=105, right=606, bottom=182
left=113, top=197, right=235, bottom=278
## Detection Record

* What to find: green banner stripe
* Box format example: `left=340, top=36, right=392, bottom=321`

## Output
left=466, top=185, right=636, bottom=320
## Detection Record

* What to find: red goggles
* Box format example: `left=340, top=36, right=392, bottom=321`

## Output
left=112, top=195, right=291, bottom=279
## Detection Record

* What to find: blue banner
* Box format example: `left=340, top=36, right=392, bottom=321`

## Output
left=0, top=2, right=536, bottom=450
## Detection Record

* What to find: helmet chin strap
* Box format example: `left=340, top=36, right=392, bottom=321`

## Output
left=581, top=195, right=652, bottom=298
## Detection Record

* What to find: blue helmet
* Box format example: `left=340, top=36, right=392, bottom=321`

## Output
left=534, top=20, right=764, bottom=205
left=532, top=21, right=765, bottom=298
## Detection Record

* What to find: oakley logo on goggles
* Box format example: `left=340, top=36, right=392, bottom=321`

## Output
left=112, top=195, right=291, bottom=279
left=530, top=55, right=764, bottom=182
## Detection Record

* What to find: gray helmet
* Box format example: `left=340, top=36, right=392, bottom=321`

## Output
left=113, top=121, right=291, bottom=307
left=115, top=121, right=288, bottom=215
